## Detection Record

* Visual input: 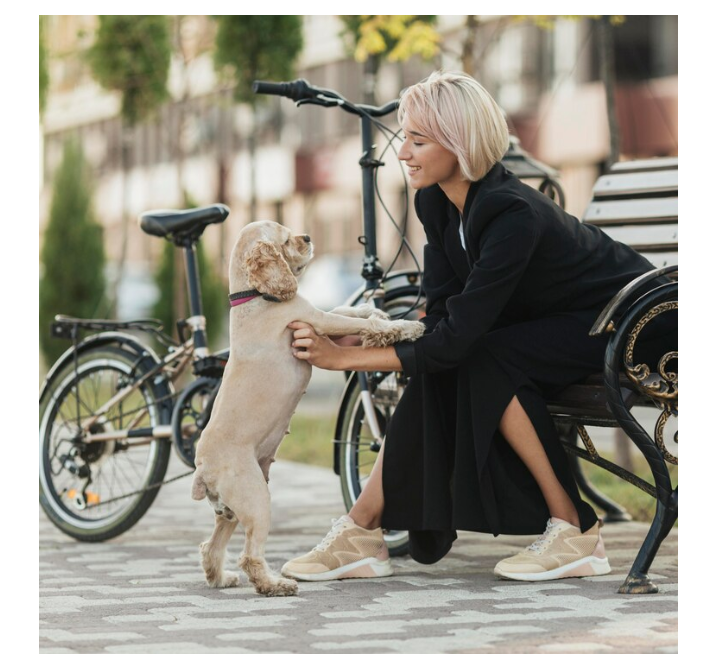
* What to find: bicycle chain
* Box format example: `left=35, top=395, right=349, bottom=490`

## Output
left=80, top=469, right=194, bottom=509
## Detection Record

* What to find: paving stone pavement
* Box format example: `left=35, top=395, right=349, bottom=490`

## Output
left=39, top=457, right=678, bottom=654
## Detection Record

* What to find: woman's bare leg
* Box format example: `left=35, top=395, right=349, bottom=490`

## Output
left=499, top=395, right=581, bottom=528
left=348, top=443, right=385, bottom=530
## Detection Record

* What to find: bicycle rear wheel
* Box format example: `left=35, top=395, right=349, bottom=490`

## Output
left=39, top=345, right=171, bottom=541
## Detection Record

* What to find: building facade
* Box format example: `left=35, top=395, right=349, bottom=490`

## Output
left=40, top=15, right=678, bottom=318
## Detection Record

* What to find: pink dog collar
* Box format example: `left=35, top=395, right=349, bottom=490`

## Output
left=228, top=289, right=282, bottom=307
left=229, top=289, right=260, bottom=307
left=229, top=294, right=259, bottom=307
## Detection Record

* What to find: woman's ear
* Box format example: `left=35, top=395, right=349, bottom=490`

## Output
left=244, top=240, right=297, bottom=301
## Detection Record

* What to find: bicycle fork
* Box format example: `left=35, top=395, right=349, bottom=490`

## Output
left=357, top=372, right=384, bottom=452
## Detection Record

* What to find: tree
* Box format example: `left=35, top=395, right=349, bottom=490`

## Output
left=39, top=140, right=107, bottom=365
left=86, top=16, right=171, bottom=307
left=213, top=16, right=304, bottom=220
left=39, top=16, right=49, bottom=115
left=151, top=195, right=227, bottom=347
left=339, top=15, right=440, bottom=102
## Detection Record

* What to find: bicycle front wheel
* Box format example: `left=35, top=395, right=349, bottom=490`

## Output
left=39, top=345, right=171, bottom=541
left=336, top=286, right=425, bottom=557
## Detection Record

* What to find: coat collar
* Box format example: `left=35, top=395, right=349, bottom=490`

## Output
left=442, top=162, right=509, bottom=265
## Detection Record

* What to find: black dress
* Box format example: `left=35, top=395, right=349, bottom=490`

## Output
left=384, top=162, right=663, bottom=565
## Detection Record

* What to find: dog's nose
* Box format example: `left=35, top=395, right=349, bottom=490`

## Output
left=302, top=235, right=311, bottom=243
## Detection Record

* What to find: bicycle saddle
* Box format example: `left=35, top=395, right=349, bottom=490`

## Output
left=139, top=204, right=230, bottom=239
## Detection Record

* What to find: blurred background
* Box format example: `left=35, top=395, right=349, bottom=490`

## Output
left=38, top=16, right=678, bottom=512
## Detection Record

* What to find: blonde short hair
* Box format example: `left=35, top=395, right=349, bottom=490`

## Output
left=398, top=71, right=509, bottom=182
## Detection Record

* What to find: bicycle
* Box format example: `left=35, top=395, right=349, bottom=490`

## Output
left=39, top=205, right=232, bottom=541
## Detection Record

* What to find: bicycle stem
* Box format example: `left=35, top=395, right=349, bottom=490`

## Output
left=358, top=114, right=385, bottom=303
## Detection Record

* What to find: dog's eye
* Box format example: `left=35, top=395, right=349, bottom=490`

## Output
left=284, top=239, right=290, bottom=245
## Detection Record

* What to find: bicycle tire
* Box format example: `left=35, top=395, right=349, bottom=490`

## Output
left=39, top=345, right=171, bottom=541
left=171, top=376, right=220, bottom=469
left=335, top=285, right=425, bottom=557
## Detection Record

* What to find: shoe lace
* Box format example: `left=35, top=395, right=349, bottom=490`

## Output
left=525, top=519, right=559, bottom=554
left=312, top=517, right=349, bottom=553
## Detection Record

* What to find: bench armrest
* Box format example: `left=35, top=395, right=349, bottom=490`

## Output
left=589, top=265, right=678, bottom=336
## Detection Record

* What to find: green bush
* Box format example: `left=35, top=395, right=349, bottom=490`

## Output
left=39, top=140, right=108, bottom=366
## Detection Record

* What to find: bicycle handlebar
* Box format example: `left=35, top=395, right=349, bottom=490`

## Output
left=252, top=78, right=398, bottom=118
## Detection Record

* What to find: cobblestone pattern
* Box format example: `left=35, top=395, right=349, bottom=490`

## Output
left=40, top=459, right=677, bottom=653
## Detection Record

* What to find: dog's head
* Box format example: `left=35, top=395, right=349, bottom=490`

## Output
left=239, top=221, right=314, bottom=301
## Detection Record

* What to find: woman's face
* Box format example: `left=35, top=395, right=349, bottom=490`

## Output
left=398, top=116, right=463, bottom=190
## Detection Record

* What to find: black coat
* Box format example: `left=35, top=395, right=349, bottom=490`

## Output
left=383, top=163, right=658, bottom=565
left=394, top=162, right=655, bottom=376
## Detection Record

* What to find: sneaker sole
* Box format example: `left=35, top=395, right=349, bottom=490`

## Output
left=494, top=555, right=611, bottom=582
left=281, top=557, right=393, bottom=582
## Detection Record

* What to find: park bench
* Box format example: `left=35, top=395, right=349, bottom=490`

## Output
left=545, top=157, right=678, bottom=594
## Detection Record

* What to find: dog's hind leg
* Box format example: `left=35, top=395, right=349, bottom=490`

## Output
left=200, top=514, right=240, bottom=588
left=221, top=461, right=298, bottom=597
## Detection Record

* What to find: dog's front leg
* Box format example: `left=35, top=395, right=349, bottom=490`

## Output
left=308, top=311, right=425, bottom=346
left=328, top=303, right=389, bottom=320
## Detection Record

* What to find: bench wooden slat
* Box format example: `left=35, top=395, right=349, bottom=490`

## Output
left=596, top=224, right=678, bottom=249
left=592, top=170, right=678, bottom=198
left=609, top=157, right=678, bottom=173
left=583, top=197, right=678, bottom=225
left=639, top=250, right=679, bottom=268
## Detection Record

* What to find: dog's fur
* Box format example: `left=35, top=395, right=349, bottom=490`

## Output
left=191, top=220, right=424, bottom=596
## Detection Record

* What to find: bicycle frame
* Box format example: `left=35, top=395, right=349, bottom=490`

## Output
left=77, top=340, right=195, bottom=445
left=48, top=234, right=215, bottom=451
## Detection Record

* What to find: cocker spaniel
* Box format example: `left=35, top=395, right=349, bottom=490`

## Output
left=191, top=220, right=424, bottom=596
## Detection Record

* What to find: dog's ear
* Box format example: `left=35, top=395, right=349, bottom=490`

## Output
left=244, top=240, right=297, bottom=301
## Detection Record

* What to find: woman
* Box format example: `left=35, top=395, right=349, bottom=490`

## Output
left=280, top=71, right=663, bottom=583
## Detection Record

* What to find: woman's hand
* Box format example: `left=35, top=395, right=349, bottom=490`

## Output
left=288, top=321, right=347, bottom=370
left=288, top=322, right=404, bottom=373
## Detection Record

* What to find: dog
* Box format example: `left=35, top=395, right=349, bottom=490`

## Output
left=191, top=220, right=425, bottom=596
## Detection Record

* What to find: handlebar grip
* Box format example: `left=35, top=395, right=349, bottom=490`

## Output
left=252, top=80, right=289, bottom=96
left=252, top=79, right=316, bottom=102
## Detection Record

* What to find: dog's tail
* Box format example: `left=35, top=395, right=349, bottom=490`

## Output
left=191, top=472, right=207, bottom=501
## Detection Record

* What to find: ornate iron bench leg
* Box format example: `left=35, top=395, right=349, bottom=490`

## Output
left=619, top=488, right=677, bottom=594
left=602, top=281, right=678, bottom=594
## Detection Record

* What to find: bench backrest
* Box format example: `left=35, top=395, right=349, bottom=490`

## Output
left=582, top=157, right=678, bottom=268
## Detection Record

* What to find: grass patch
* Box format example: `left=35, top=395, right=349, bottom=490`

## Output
left=580, top=457, right=678, bottom=524
left=278, top=413, right=337, bottom=468
left=278, top=414, right=677, bottom=524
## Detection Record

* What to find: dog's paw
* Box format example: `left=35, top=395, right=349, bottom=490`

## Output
left=368, top=308, right=391, bottom=321
left=203, top=570, right=242, bottom=589
left=398, top=320, right=425, bottom=341
left=219, top=571, right=242, bottom=588
left=255, top=576, right=298, bottom=597
left=360, top=319, right=425, bottom=347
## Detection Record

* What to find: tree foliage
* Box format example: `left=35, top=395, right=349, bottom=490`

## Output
left=39, top=16, right=49, bottom=115
left=514, top=15, right=625, bottom=30
left=213, top=16, right=304, bottom=105
left=340, top=15, right=440, bottom=63
left=39, top=140, right=108, bottom=365
left=87, top=15, right=171, bottom=126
